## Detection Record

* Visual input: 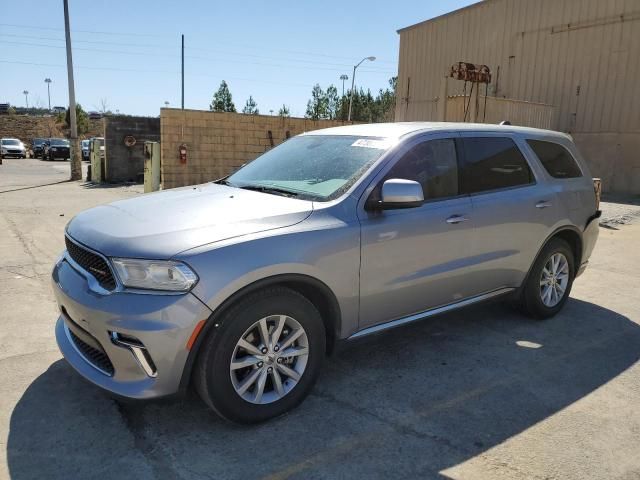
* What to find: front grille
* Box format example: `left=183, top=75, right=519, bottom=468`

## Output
left=68, top=328, right=115, bottom=376
left=65, top=236, right=117, bottom=290
left=7, top=149, right=22, bottom=154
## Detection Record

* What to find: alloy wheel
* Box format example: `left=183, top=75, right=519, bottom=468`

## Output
left=539, top=252, right=570, bottom=307
left=229, top=315, right=309, bottom=404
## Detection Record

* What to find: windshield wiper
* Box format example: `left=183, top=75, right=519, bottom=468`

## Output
left=235, top=184, right=299, bottom=198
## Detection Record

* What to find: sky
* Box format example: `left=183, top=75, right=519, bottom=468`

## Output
left=1, top=0, right=477, bottom=117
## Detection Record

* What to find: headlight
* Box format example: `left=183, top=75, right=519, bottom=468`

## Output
left=111, top=258, right=198, bottom=291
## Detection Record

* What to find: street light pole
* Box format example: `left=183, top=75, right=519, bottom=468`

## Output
left=44, top=78, right=52, bottom=110
left=347, top=56, right=376, bottom=122
left=63, top=0, right=81, bottom=180
left=23, top=90, right=29, bottom=108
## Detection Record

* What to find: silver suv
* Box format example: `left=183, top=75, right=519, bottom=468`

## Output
left=52, top=123, right=600, bottom=423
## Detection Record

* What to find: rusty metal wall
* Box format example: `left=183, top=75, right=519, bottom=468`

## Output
left=395, top=0, right=640, bottom=134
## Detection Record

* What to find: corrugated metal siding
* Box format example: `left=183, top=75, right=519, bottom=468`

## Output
left=395, top=0, right=640, bottom=134
left=443, top=96, right=556, bottom=129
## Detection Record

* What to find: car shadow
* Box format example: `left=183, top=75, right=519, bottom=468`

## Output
left=7, top=298, right=640, bottom=479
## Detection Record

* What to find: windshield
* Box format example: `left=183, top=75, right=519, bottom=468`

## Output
left=33, top=138, right=45, bottom=145
left=50, top=139, right=69, bottom=146
left=81, top=140, right=90, bottom=147
left=226, top=135, right=391, bottom=201
left=2, top=139, right=20, bottom=146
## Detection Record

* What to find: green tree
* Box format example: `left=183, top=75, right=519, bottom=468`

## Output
left=62, top=104, right=90, bottom=134
left=210, top=80, right=236, bottom=112
left=325, top=85, right=340, bottom=120
left=242, top=95, right=259, bottom=115
left=305, top=84, right=328, bottom=120
left=278, top=104, right=290, bottom=117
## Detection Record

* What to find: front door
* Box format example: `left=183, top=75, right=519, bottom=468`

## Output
left=358, top=136, right=476, bottom=330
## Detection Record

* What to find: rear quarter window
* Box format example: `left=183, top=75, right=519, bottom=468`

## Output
left=527, top=139, right=582, bottom=179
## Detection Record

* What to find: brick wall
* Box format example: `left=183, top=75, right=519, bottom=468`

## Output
left=160, top=109, right=351, bottom=189
left=104, top=115, right=160, bottom=183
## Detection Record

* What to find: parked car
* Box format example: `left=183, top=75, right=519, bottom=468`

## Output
left=52, top=123, right=601, bottom=423
left=52, top=106, right=66, bottom=114
left=81, top=139, right=90, bottom=161
left=43, top=138, right=71, bottom=161
left=88, top=111, right=102, bottom=120
left=1, top=138, right=26, bottom=158
left=32, top=138, right=47, bottom=158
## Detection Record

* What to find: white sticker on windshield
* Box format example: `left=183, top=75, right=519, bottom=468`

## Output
left=351, top=138, right=391, bottom=149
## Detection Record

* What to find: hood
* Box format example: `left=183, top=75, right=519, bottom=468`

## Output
left=67, top=183, right=313, bottom=258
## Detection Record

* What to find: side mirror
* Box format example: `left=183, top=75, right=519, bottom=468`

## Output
left=379, top=178, right=424, bottom=209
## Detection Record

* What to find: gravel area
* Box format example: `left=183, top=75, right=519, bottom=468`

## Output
left=600, top=196, right=640, bottom=227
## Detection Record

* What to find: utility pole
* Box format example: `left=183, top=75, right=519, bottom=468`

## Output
left=23, top=90, right=29, bottom=108
left=63, top=0, right=81, bottom=180
left=181, top=34, right=184, bottom=109
left=44, top=78, right=52, bottom=110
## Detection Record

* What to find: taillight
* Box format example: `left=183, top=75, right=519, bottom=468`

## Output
left=593, top=178, right=602, bottom=210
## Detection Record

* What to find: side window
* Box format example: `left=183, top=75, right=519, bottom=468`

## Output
left=459, top=137, right=533, bottom=194
left=527, top=139, right=582, bottom=178
left=385, top=138, right=458, bottom=200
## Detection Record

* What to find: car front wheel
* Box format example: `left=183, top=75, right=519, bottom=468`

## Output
left=194, top=287, right=325, bottom=423
left=519, top=238, right=575, bottom=319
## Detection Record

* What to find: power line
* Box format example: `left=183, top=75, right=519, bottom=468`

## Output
left=0, top=59, right=315, bottom=88
left=3, top=40, right=396, bottom=75
left=0, top=23, right=398, bottom=65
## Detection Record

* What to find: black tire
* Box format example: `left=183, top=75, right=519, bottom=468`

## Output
left=519, top=238, right=575, bottom=319
left=194, top=287, right=326, bottom=423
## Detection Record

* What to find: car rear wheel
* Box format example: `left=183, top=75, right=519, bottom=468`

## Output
left=194, top=287, right=325, bottom=423
left=519, top=238, right=575, bottom=319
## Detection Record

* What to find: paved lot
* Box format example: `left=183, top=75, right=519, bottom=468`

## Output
left=1, top=157, right=639, bottom=479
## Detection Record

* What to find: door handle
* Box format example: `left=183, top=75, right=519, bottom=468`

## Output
left=535, top=201, right=552, bottom=209
left=446, top=215, right=468, bottom=224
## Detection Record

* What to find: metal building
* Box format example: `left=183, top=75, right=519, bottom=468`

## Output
left=395, top=0, right=640, bottom=194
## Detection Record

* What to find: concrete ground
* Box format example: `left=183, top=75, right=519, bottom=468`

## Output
left=1, top=157, right=639, bottom=480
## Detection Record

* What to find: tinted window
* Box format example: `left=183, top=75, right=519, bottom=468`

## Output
left=460, top=137, right=533, bottom=194
left=527, top=140, right=582, bottom=178
left=385, top=139, right=458, bottom=200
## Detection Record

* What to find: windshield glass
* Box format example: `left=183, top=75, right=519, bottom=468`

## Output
left=226, top=135, right=391, bottom=201
left=2, top=139, right=20, bottom=146
left=50, top=139, right=69, bottom=146
left=33, top=138, right=45, bottom=145
left=81, top=140, right=90, bottom=147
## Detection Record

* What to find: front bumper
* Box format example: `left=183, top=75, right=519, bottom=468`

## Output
left=48, top=149, right=70, bottom=159
left=1, top=149, right=25, bottom=157
left=52, top=255, right=212, bottom=399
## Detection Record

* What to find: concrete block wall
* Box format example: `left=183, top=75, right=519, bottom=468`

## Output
left=104, top=116, right=160, bottom=183
left=160, top=109, right=350, bottom=189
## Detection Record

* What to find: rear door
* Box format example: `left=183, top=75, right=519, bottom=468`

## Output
left=457, top=133, right=559, bottom=290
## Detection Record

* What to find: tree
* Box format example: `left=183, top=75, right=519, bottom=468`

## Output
left=242, top=95, right=259, bottom=115
left=278, top=104, right=290, bottom=117
left=62, top=104, right=90, bottom=134
left=210, top=80, right=236, bottom=112
left=325, top=85, right=340, bottom=120
left=97, top=97, right=110, bottom=114
left=305, top=84, right=327, bottom=120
